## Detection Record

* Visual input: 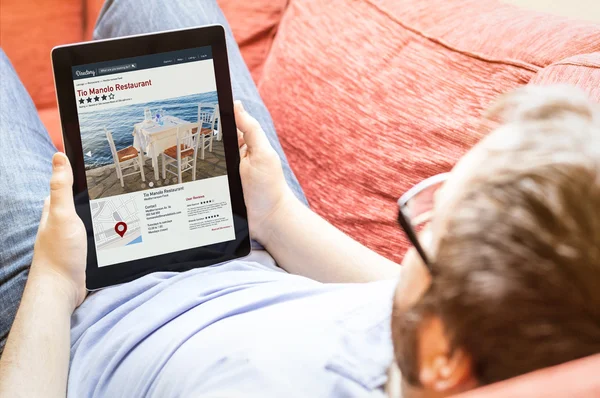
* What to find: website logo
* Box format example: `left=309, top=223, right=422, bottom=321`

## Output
left=76, top=69, right=96, bottom=77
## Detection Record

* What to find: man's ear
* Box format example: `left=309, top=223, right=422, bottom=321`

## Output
left=418, top=316, right=477, bottom=393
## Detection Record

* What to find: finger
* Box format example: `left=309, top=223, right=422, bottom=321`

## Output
left=237, top=128, right=245, bottom=148
left=39, top=196, right=50, bottom=227
left=49, top=152, right=75, bottom=217
left=234, top=101, right=270, bottom=151
left=239, top=143, right=248, bottom=159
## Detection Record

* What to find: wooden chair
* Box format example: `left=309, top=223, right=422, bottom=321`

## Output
left=105, top=128, right=145, bottom=188
left=161, top=123, right=200, bottom=184
left=195, top=103, right=218, bottom=159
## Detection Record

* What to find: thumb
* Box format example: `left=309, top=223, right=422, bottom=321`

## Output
left=49, top=152, right=75, bottom=217
left=234, top=101, right=269, bottom=151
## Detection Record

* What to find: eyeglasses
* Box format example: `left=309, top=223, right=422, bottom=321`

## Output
left=397, top=173, right=449, bottom=270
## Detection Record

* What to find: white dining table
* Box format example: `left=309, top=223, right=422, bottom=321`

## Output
left=132, top=115, right=192, bottom=181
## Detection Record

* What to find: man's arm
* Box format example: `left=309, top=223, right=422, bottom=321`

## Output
left=0, top=153, right=87, bottom=398
left=262, top=196, right=401, bottom=282
left=0, top=271, right=76, bottom=398
left=235, top=102, right=401, bottom=283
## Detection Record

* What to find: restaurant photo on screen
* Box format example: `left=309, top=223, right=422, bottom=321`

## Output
left=71, top=47, right=237, bottom=267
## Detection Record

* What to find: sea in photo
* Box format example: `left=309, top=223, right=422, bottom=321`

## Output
left=80, top=91, right=218, bottom=170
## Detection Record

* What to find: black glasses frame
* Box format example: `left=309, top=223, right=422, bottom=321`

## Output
left=397, top=173, right=449, bottom=271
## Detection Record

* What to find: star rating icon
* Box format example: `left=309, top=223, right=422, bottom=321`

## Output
left=101, top=94, right=107, bottom=101
left=86, top=97, right=92, bottom=103
left=108, top=93, right=115, bottom=100
left=79, top=98, right=84, bottom=105
left=94, top=96, right=100, bottom=102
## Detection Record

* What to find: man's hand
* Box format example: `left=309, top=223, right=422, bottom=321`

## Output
left=235, top=101, right=297, bottom=244
left=0, top=153, right=87, bottom=398
left=233, top=101, right=400, bottom=282
left=31, top=152, right=87, bottom=311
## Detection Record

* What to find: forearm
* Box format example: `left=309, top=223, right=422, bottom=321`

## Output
left=0, top=268, right=75, bottom=398
left=260, top=194, right=401, bottom=283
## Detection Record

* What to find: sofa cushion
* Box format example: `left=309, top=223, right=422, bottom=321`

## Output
left=258, top=0, right=600, bottom=262
left=529, top=52, right=600, bottom=102
left=85, top=0, right=106, bottom=41
left=0, top=0, right=83, bottom=110
left=217, top=0, right=288, bottom=82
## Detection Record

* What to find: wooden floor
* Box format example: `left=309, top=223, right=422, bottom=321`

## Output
left=86, top=140, right=227, bottom=200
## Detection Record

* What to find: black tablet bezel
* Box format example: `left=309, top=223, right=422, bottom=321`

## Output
left=52, top=25, right=250, bottom=290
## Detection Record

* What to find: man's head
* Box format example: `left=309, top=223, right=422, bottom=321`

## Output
left=391, top=86, right=600, bottom=396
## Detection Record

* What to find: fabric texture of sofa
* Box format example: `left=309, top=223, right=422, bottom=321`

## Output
left=258, top=0, right=600, bottom=263
left=1, top=0, right=600, bottom=396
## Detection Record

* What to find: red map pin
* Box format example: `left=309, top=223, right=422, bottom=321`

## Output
left=115, top=222, right=128, bottom=238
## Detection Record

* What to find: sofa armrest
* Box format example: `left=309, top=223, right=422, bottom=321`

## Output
left=528, top=52, right=600, bottom=102
left=452, top=354, right=600, bottom=398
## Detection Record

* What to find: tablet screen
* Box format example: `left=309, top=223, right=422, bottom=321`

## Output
left=71, top=46, right=236, bottom=267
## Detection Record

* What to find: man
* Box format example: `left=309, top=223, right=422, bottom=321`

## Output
left=1, top=1, right=599, bottom=398
left=389, top=86, right=600, bottom=396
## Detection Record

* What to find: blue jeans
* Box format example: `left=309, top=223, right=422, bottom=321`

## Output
left=0, top=0, right=306, bottom=354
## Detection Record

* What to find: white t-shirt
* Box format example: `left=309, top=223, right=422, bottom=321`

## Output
left=68, top=251, right=398, bottom=397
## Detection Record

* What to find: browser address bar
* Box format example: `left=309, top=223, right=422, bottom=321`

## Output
left=98, top=63, right=137, bottom=75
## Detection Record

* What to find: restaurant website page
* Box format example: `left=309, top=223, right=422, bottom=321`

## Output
left=72, top=46, right=235, bottom=267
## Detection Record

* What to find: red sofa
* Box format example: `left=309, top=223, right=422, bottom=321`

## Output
left=1, top=0, right=600, bottom=396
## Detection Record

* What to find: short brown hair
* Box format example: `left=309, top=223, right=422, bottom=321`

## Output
left=394, top=86, right=600, bottom=385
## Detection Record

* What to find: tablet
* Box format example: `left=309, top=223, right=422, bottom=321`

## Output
left=52, top=26, right=250, bottom=290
